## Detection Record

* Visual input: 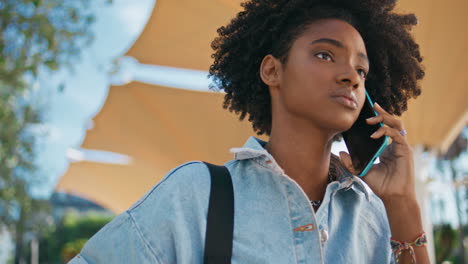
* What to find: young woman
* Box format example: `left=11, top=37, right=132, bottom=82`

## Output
left=70, top=0, right=429, bottom=263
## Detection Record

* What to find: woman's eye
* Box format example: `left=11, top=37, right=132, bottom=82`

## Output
left=315, top=52, right=333, bottom=61
left=357, top=69, right=368, bottom=79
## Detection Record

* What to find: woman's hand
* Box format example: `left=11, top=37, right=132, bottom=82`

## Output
left=339, top=103, right=430, bottom=263
left=339, top=102, right=416, bottom=202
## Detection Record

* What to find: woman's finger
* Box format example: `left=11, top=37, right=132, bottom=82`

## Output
left=366, top=115, right=383, bottom=125
left=339, top=151, right=358, bottom=175
left=373, top=102, right=405, bottom=130
left=370, top=126, right=408, bottom=145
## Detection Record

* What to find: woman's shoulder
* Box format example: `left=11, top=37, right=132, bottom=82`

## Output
left=76, top=161, right=220, bottom=264
left=126, top=160, right=239, bottom=217
left=128, top=161, right=212, bottom=212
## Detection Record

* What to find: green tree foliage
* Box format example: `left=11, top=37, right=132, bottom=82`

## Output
left=435, top=130, right=468, bottom=263
left=39, top=212, right=113, bottom=264
left=61, top=239, right=87, bottom=263
left=434, top=224, right=458, bottom=263
left=0, top=0, right=112, bottom=262
left=1, top=0, right=100, bottom=86
left=439, top=131, right=467, bottom=264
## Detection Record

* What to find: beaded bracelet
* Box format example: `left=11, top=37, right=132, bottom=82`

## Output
left=390, top=232, right=428, bottom=264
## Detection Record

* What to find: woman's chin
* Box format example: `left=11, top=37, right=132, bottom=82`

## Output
left=331, top=120, right=355, bottom=132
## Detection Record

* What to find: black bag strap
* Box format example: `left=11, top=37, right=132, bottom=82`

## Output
left=203, top=162, right=234, bottom=264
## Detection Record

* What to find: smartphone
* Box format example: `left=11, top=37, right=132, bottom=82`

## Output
left=341, top=90, right=389, bottom=177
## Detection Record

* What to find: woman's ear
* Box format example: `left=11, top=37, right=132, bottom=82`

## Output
left=260, top=55, right=281, bottom=87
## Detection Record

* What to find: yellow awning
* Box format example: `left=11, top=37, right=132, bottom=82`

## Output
left=82, top=82, right=261, bottom=165
left=57, top=82, right=266, bottom=213
left=124, top=0, right=243, bottom=71
left=56, top=159, right=166, bottom=213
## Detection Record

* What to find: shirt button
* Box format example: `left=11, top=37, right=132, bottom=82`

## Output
left=321, top=229, right=329, bottom=244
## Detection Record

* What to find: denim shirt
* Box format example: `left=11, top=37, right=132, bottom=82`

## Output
left=69, top=137, right=395, bottom=264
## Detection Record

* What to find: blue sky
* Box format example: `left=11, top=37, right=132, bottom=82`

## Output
left=30, top=0, right=466, bottom=227
left=33, top=0, right=157, bottom=195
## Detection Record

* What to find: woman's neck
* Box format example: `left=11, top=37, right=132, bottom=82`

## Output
left=265, top=121, right=335, bottom=202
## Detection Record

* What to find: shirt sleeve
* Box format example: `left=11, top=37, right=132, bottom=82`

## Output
left=67, top=211, right=162, bottom=264
left=389, top=248, right=396, bottom=264
left=68, top=161, right=211, bottom=264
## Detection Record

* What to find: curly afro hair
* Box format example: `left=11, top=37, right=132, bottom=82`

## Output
left=209, top=0, right=424, bottom=136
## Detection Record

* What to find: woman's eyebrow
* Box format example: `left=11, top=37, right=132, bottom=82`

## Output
left=310, top=38, right=369, bottom=65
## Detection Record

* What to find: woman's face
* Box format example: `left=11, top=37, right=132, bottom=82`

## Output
left=274, top=18, right=369, bottom=134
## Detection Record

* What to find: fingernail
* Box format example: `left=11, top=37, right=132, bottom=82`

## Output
left=375, top=102, right=381, bottom=108
left=370, top=132, right=377, bottom=138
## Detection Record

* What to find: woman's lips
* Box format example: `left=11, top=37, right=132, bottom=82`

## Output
left=331, top=95, right=358, bottom=110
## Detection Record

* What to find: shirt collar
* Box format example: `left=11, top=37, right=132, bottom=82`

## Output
left=230, top=136, right=371, bottom=201
left=231, top=136, right=270, bottom=160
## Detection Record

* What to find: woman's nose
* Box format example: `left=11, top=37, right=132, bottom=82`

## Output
left=336, top=68, right=361, bottom=89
